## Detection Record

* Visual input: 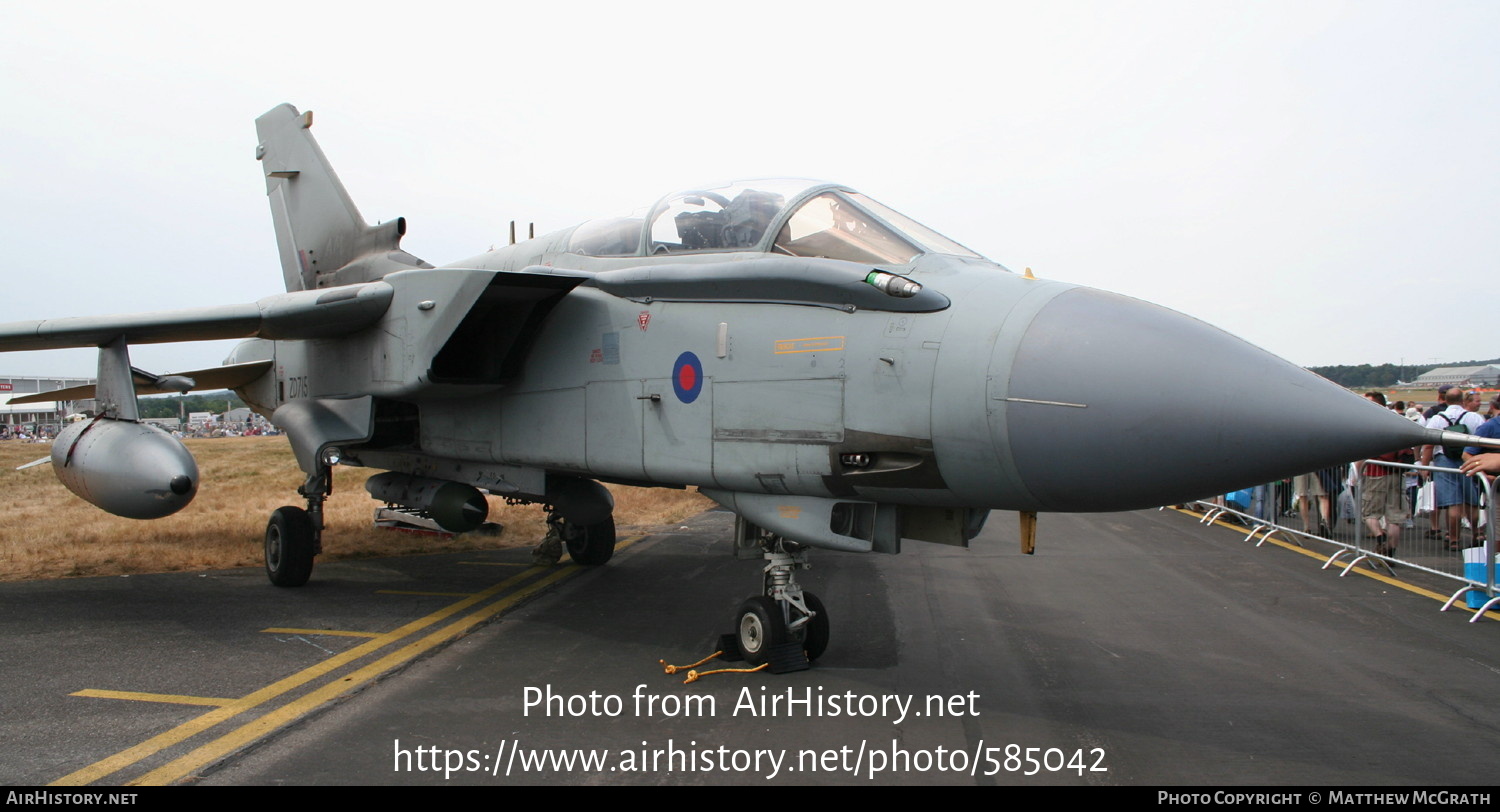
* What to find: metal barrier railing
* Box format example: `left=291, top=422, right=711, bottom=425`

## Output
left=1174, top=460, right=1497, bottom=622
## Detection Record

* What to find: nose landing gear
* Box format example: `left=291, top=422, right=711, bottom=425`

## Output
left=724, top=528, right=829, bottom=673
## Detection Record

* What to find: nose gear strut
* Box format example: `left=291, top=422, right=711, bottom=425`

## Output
left=718, top=519, right=830, bottom=673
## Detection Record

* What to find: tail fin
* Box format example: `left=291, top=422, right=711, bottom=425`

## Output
left=255, top=104, right=430, bottom=291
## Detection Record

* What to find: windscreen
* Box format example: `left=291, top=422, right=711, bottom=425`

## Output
left=772, top=193, right=922, bottom=264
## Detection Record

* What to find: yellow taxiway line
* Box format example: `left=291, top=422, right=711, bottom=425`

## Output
left=70, top=690, right=234, bottom=708
left=50, top=536, right=642, bottom=787
left=132, top=565, right=580, bottom=786
left=261, top=628, right=383, bottom=638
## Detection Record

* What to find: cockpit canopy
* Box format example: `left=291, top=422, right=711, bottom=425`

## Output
left=568, top=179, right=982, bottom=264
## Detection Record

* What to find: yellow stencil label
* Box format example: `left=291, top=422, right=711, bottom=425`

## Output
left=774, top=336, right=845, bottom=354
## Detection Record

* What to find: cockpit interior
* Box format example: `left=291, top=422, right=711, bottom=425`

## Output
left=567, top=179, right=981, bottom=265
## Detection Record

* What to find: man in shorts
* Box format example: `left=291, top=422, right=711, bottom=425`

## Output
left=1293, top=471, right=1331, bottom=537
left=1361, top=451, right=1409, bottom=556
left=1422, top=389, right=1485, bottom=548
left=1361, top=393, right=1412, bottom=556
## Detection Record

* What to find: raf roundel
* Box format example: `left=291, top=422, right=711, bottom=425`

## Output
left=672, top=351, right=704, bottom=404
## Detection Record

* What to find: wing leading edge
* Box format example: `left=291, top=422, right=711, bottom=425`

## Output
left=0, top=281, right=394, bottom=352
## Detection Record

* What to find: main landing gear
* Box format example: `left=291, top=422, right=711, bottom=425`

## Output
left=553, top=512, right=617, bottom=566
left=722, top=530, right=829, bottom=673
left=535, top=511, right=618, bottom=566
left=264, top=465, right=330, bottom=587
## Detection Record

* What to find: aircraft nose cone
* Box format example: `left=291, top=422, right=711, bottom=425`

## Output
left=997, top=287, right=1429, bottom=512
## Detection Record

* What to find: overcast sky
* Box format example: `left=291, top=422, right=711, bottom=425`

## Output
left=1, top=1, right=1495, bottom=378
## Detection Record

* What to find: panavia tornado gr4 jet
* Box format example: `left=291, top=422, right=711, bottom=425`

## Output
left=2, top=104, right=1486, bottom=667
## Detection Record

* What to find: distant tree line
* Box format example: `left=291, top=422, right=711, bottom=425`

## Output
left=137, top=391, right=246, bottom=420
left=1308, top=357, right=1500, bottom=388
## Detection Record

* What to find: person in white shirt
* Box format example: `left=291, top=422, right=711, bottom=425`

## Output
left=1420, top=389, right=1485, bottom=547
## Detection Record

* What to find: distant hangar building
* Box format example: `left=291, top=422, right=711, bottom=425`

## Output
left=1398, top=365, right=1500, bottom=389
left=0, top=374, right=96, bottom=427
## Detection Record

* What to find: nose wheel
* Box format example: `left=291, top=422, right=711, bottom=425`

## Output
left=735, top=596, right=785, bottom=662
left=725, top=529, right=829, bottom=672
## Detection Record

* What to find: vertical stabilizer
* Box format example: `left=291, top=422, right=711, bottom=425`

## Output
left=255, top=104, right=430, bottom=291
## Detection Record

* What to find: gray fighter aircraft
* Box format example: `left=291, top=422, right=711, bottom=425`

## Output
left=3, top=105, right=1488, bottom=667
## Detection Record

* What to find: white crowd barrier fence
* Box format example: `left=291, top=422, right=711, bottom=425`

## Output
left=1177, top=460, right=1496, bottom=622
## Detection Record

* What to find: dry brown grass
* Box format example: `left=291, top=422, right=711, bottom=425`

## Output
left=0, top=436, right=710, bottom=581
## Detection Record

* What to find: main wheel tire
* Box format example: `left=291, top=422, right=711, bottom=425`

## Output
left=736, top=596, right=787, bottom=666
left=562, top=516, right=616, bottom=566
left=265, top=506, right=315, bottom=587
left=796, top=591, right=830, bottom=662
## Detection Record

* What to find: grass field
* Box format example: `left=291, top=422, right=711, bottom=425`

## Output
left=0, top=436, right=711, bottom=581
